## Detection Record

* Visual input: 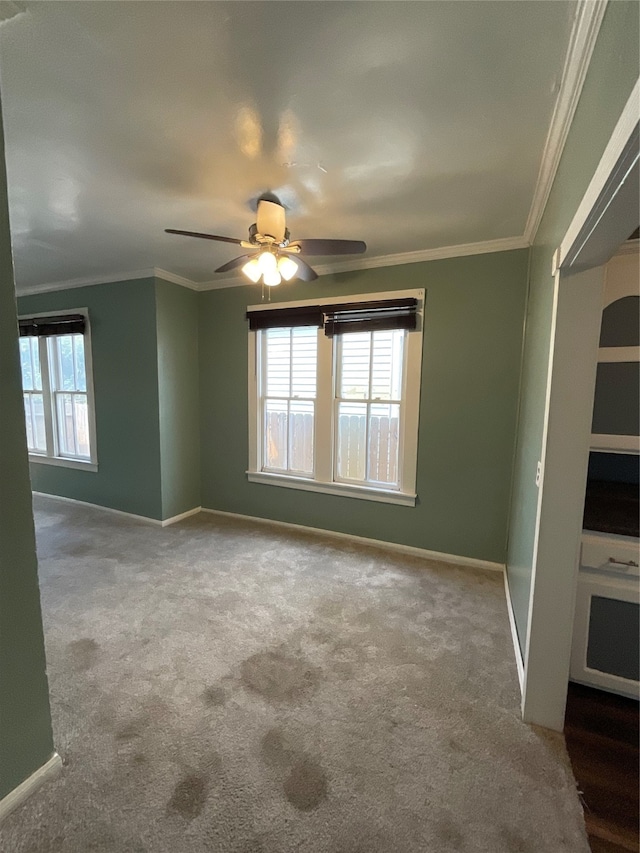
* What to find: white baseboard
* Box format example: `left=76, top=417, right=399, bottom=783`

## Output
left=0, top=752, right=62, bottom=824
left=503, top=568, right=525, bottom=693
left=161, top=506, right=202, bottom=527
left=32, top=491, right=505, bottom=573
left=33, top=492, right=202, bottom=529
left=32, top=491, right=163, bottom=525
left=200, top=507, right=505, bottom=573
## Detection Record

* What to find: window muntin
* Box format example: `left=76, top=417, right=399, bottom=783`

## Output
left=261, top=326, right=317, bottom=476
left=334, top=329, right=404, bottom=488
left=18, top=314, right=96, bottom=466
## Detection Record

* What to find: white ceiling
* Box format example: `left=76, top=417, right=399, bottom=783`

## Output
left=0, top=1, right=579, bottom=292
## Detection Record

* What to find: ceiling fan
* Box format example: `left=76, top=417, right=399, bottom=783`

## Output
left=165, top=193, right=366, bottom=286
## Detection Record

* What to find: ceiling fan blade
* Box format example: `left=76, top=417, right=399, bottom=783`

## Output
left=287, top=255, right=318, bottom=281
left=165, top=229, right=244, bottom=246
left=215, top=254, right=255, bottom=274
left=289, top=239, right=366, bottom=256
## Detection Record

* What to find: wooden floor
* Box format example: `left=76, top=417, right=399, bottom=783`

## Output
left=564, top=682, right=639, bottom=853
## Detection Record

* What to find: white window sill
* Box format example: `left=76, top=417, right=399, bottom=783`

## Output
left=246, top=471, right=416, bottom=506
left=29, top=454, right=98, bottom=472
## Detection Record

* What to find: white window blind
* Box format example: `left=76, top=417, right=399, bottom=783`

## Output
left=335, top=329, right=404, bottom=487
left=262, top=326, right=317, bottom=476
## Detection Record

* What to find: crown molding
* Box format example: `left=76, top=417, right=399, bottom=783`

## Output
left=524, top=0, right=608, bottom=244
left=152, top=268, right=200, bottom=290
left=16, top=266, right=201, bottom=297
left=197, top=235, right=530, bottom=292
left=17, top=268, right=156, bottom=297
left=15, top=235, right=529, bottom=297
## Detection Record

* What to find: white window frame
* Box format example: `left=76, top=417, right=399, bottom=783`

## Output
left=19, top=308, right=98, bottom=471
left=247, top=289, right=424, bottom=506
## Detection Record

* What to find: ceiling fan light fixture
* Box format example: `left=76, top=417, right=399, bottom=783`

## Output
left=277, top=255, right=298, bottom=281
left=257, top=250, right=277, bottom=275
left=241, top=257, right=261, bottom=283
left=263, top=269, right=281, bottom=287
left=167, top=194, right=366, bottom=287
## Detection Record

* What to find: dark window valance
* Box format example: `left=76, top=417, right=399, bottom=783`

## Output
left=246, top=305, right=324, bottom=332
left=247, top=297, right=418, bottom=336
left=19, top=314, right=86, bottom=337
left=322, top=298, right=417, bottom=336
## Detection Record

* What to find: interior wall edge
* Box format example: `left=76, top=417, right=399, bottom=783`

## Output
left=0, top=753, right=62, bottom=825
left=503, top=568, right=525, bottom=693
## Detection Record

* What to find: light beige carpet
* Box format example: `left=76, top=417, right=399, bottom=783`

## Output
left=1, top=495, right=589, bottom=852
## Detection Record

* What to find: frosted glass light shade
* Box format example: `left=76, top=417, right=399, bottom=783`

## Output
left=263, top=270, right=282, bottom=287
left=257, top=251, right=277, bottom=275
left=277, top=255, right=299, bottom=281
left=242, top=257, right=261, bottom=283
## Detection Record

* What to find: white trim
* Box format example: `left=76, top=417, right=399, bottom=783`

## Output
left=503, top=568, right=525, bottom=692
left=17, top=267, right=202, bottom=297
left=32, top=491, right=203, bottom=526
left=154, top=268, right=200, bottom=291
left=247, top=287, right=424, bottom=314
left=517, top=78, right=640, bottom=730
left=590, top=433, right=640, bottom=454
left=17, top=268, right=157, bottom=296
left=570, top=569, right=639, bottom=699
left=247, top=289, right=423, bottom=505
left=32, top=491, right=162, bottom=525
left=198, top=236, right=530, bottom=291
left=200, top=507, right=504, bottom=573
left=522, top=267, right=605, bottom=731
left=29, top=454, right=98, bottom=472
left=246, top=471, right=416, bottom=506
left=597, top=346, right=640, bottom=363
left=160, top=506, right=202, bottom=527
left=0, top=752, right=62, bottom=824
left=524, top=272, right=561, bottom=665
left=524, top=0, right=608, bottom=243
left=18, top=307, right=98, bottom=467
left=560, top=78, right=640, bottom=268
left=615, top=238, right=640, bottom=256
left=14, top=237, right=529, bottom=297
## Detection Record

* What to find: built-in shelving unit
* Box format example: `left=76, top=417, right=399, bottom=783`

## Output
left=590, top=248, right=639, bottom=455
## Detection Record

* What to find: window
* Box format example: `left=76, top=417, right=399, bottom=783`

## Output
left=248, top=290, right=423, bottom=506
left=335, top=329, right=404, bottom=488
left=18, top=311, right=97, bottom=470
left=262, top=326, right=317, bottom=476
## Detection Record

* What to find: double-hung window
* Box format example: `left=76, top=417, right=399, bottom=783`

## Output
left=248, top=290, right=423, bottom=505
left=18, top=310, right=97, bottom=470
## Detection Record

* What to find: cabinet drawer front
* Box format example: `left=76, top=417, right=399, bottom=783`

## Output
left=581, top=533, right=640, bottom=574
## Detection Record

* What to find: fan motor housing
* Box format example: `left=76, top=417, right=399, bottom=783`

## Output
left=255, top=198, right=287, bottom=243
left=249, top=222, right=290, bottom=246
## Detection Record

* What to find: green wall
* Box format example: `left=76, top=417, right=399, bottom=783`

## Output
left=0, top=93, right=54, bottom=800
left=155, top=278, right=201, bottom=519
left=199, top=250, right=529, bottom=564
left=506, top=1, right=640, bottom=651
left=18, top=280, right=164, bottom=520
